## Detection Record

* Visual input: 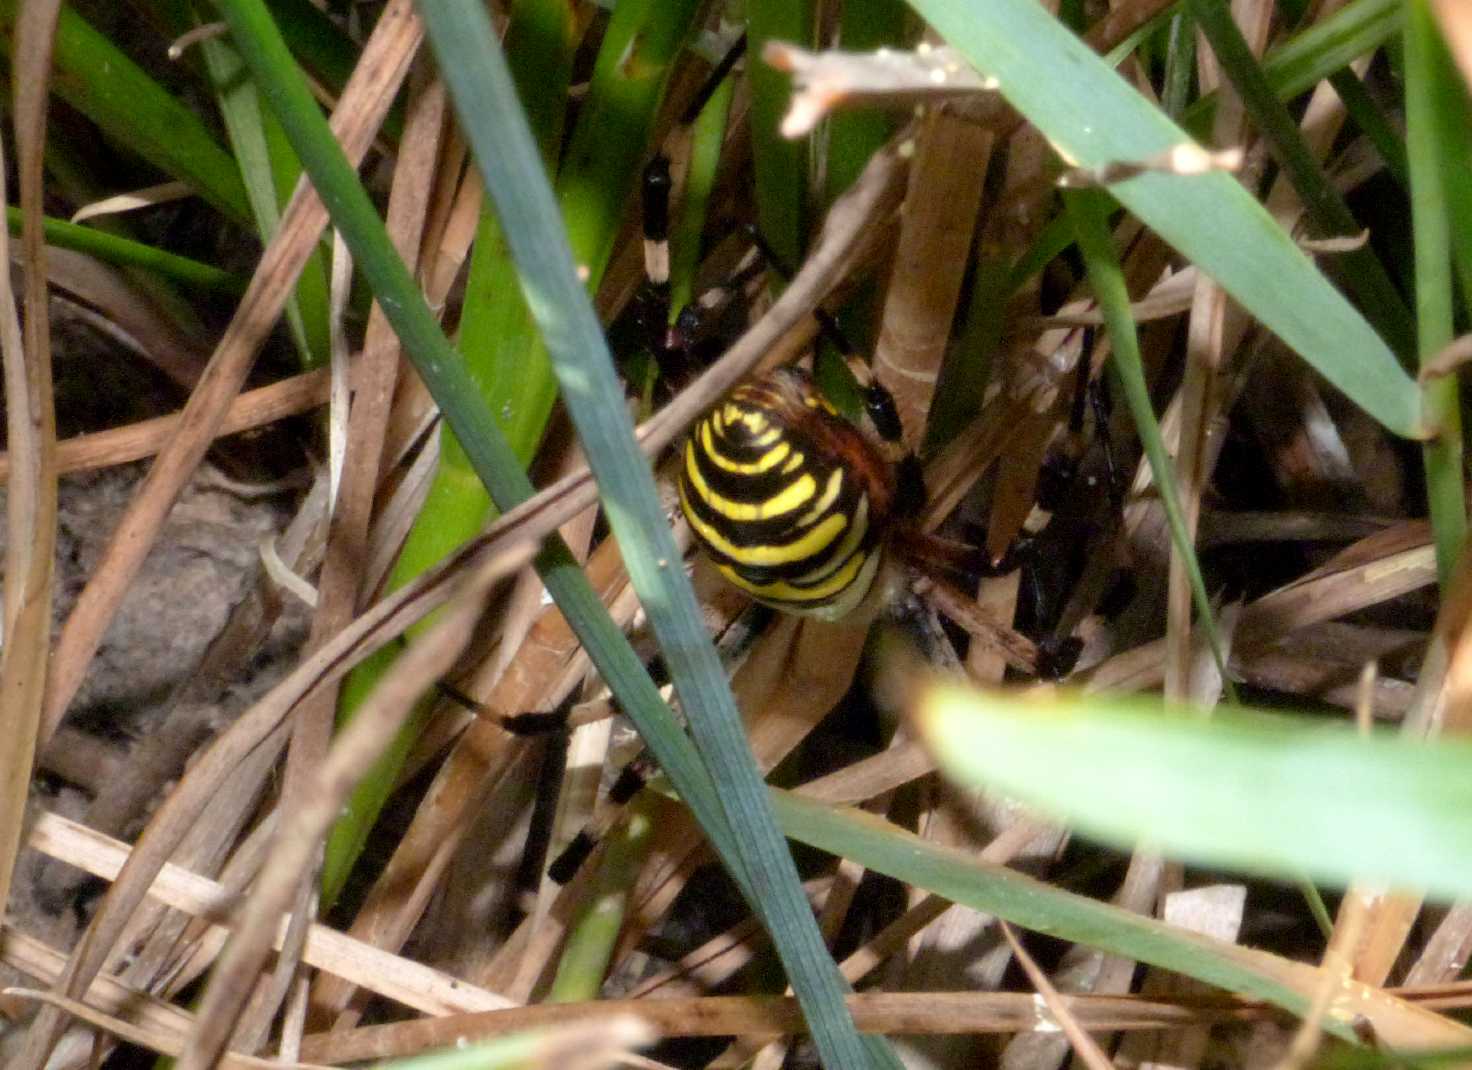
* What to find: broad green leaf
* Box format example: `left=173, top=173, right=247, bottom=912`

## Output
left=915, top=685, right=1472, bottom=901
left=907, top=0, right=1422, bottom=437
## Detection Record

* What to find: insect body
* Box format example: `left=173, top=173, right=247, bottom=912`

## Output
left=677, top=367, right=899, bottom=620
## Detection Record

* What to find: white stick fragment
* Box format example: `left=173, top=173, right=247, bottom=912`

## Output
left=764, top=41, right=998, bottom=138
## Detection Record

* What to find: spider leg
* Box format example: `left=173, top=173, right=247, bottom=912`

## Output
left=544, top=602, right=772, bottom=884
left=742, top=221, right=928, bottom=515
left=632, top=34, right=748, bottom=372
left=637, top=153, right=674, bottom=356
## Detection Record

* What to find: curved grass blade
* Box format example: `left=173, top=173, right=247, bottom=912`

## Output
left=907, top=0, right=1422, bottom=438
left=3, top=209, right=245, bottom=293
left=1065, top=189, right=1233, bottom=697
left=770, top=784, right=1472, bottom=1049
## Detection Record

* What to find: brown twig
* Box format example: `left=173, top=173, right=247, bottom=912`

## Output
left=0, top=0, right=60, bottom=1003
left=0, top=366, right=334, bottom=483
left=241, top=60, right=449, bottom=1058
left=1000, top=921, right=1117, bottom=1070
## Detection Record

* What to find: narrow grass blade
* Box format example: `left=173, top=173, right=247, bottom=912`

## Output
left=0, top=0, right=251, bottom=225
left=195, top=26, right=330, bottom=367
left=1161, top=11, right=1196, bottom=119
left=1328, top=68, right=1409, bottom=188
left=263, top=0, right=372, bottom=113
left=1406, top=0, right=1467, bottom=588
left=824, top=0, right=908, bottom=204
left=417, top=4, right=895, bottom=1067
left=1183, top=0, right=1414, bottom=363
left=375, top=1017, right=653, bottom=1070
left=3, top=209, right=245, bottom=293
left=1065, top=189, right=1232, bottom=697
left=771, top=783, right=1472, bottom=1049
left=668, top=72, right=735, bottom=319
left=209, top=6, right=891, bottom=1066
left=1184, top=0, right=1403, bottom=133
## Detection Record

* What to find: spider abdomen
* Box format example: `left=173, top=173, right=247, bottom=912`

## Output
left=678, top=368, right=897, bottom=618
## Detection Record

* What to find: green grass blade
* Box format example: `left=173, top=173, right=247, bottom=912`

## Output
left=1327, top=67, right=1409, bottom=189
left=775, top=784, right=1337, bottom=1028
left=260, top=0, right=409, bottom=142
left=1183, top=0, right=1402, bottom=134
left=1161, top=11, right=1196, bottom=119
left=3, top=208, right=245, bottom=294
left=1183, top=0, right=1414, bottom=360
left=194, top=25, right=330, bottom=367
left=324, top=0, right=703, bottom=902
left=259, top=104, right=332, bottom=367
left=1432, top=59, right=1472, bottom=313
left=558, top=0, right=706, bottom=288
left=771, top=783, right=1466, bottom=1045
left=668, top=71, right=735, bottom=318
left=1406, top=0, right=1467, bottom=589
left=321, top=0, right=582, bottom=897
left=924, top=253, right=1007, bottom=453
left=416, top=5, right=896, bottom=1067
left=399, top=0, right=583, bottom=558
left=263, top=0, right=361, bottom=102
left=914, top=684, right=1472, bottom=901
left=824, top=0, right=909, bottom=204
left=207, top=0, right=737, bottom=923
left=747, top=0, right=813, bottom=269
left=374, top=1019, right=652, bottom=1070
left=0, top=0, right=251, bottom=226
left=1065, top=189, right=1233, bottom=698
left=907, top=0, right=1422, bottom=438
left=549, top=802, right=656, bottom=1002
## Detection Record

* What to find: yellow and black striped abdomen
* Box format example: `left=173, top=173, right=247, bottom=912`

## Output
left=678, top=368, right=897, bottom=618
